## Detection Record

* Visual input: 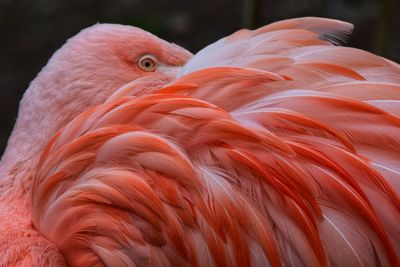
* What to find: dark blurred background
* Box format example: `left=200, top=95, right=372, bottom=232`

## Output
left=0, top=0, right=399, bottom=154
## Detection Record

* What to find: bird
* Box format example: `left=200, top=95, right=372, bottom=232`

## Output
left=0, top=17, right=399, bottom=267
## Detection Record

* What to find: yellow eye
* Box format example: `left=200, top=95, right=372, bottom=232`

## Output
left=138, top=55, right=157, bottom=72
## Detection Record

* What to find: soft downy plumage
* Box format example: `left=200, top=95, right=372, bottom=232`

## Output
left=1, top=17, right=400, bottom=266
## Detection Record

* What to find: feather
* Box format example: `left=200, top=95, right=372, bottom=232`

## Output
left=28, top=17, right=400, bottom=266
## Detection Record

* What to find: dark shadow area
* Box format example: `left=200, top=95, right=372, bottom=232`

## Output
left=1, top=0, right=399, bottom=154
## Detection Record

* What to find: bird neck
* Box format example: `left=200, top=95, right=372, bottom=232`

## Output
left=0, top=71, right=88, bottom=206
left=0, top=98, right=50, bottom=213
left=0, top=53, right=108, bottom=199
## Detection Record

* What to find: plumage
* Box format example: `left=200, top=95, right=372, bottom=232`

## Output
left=0, top=17, right=399, bottom=266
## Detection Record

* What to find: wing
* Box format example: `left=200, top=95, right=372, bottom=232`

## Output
left=31, top=18, right=400, bottom=267
left=180, top=17, right=400, bottom=84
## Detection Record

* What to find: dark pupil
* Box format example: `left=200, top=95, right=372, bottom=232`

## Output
left=144, top=61, right=151, bottom=67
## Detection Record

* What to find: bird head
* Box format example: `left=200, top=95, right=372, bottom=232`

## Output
left=2, top=23, right=192, bottom=163
left=26, top=23, right=192, bottom=115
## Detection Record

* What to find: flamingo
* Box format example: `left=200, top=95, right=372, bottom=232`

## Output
left=0, top=17, right=399, bottom=266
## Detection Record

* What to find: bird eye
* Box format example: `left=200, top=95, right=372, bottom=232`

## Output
left=138, top=55, right=157, bottom=72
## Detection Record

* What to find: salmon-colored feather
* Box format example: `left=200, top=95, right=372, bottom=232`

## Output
left=0, top=17, right=399, bottom=266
